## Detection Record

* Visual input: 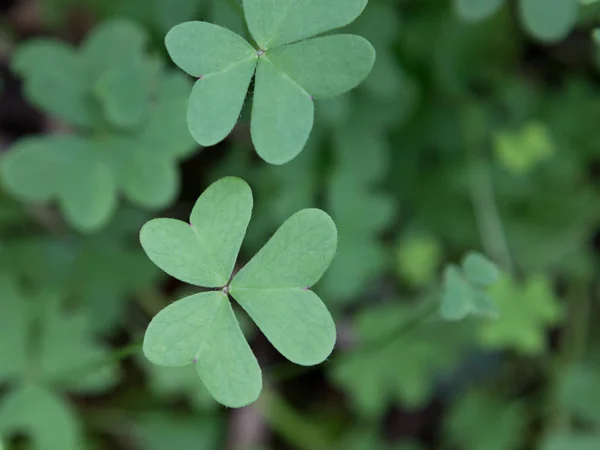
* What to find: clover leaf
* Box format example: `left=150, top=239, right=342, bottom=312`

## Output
left=440, top=252, right=501, bottom=321
left=1, top=19, right=196, bottom=232
left=165, top=0, right=375, bottom=164
left=139, top=177, right=337, bottom=407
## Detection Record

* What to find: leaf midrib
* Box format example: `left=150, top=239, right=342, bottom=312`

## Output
left=190, top=223, right=228, bottom=286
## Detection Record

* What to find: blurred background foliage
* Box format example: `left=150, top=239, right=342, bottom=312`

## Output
left=0, top=0, right=599, bottom=448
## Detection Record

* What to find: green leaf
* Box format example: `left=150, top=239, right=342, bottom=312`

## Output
left=165, top=22, right=258, bottom=146
left=187, top=58, right=257, bottom=146
left=1, top=136, right=117, bottom=232
left=494, top=121, right=555, bottom=173
left=165, top=21, right=257, bottom=77
left=140, top=177, right=252, bottom=287
left=12, top=40, right=91, bottom=128
left=266, top=35, right=375, bottom=98
left=0, top=385, right=82, bottom=450
left=396, top=234, right=442, bottom=287
left=143, top=291, right=262, bottom=408
left=519, top=0, right=578, bottom=42
left=440, top=265, right=475, bottom=321
left=230, top=209, right=337, bottom=365
left=478, top=275, right=564, bottom=353
left=558, top=364, right=600, bottom=425
left=251, top=57, right=314, bottom=164
left=454, top=0, right=505, bottom=22
left=462, top=252, right=500, bottom=286
left=243, top=0, right=368, bottom=49
left=232, top=209, right=337, bottom=289
left=94, top=59, right=148, bottom=128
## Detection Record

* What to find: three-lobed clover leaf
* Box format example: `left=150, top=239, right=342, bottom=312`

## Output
left=1, top=19, right=196, bottom=233
left=139, top=177, right=337, bottom=407
left=165, top=0, right=375, bottom=165
left=440, top=252, right=501, bottom=321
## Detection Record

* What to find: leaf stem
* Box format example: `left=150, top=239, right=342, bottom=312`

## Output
left=461, top=105, right=515, bottom=274
left=258, top=387, right=331, bottom=450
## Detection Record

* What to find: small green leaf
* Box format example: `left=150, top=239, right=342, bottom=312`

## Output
left=396, top=235, right=442, bottom=287
left=462, top=252, right=500, bottom=286
left=143, top=291, right=262, bottom=408
left=12, top=40, right=91, bottom=128
left=440, top=262, right=499, bottom=321
left=0, top=385, right=82, bottom=450
left=478, top=275, right=564, bottom=353
left=440, top=266, right=472, bottom=321
left=133, top=413, right=222, bottom=450
left=243, top=0, right=368, bottom=49
left=165, top=21, right=257, bottom=77
left=140, top=177, right=252, bottom=287
left=519, top=0, right=578, bottom=42
left=266, top=35, right=376, bottom=98
left=251, top=57, right=314, bottom=164
left=187, top=58, right=257, bottom=146
left=94, top=60, right=148, bottom=128
left=454, top=0, right=505, bottom=22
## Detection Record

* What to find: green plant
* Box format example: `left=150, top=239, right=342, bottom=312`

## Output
left=165, top=0, right=376, bottom=164
left=139, top=177, right=337, bottom=407
left=0, top=20, right=196, bottom=232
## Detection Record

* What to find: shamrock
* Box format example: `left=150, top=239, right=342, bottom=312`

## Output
left=1, top=20, right=196, bottom=232
left=440, top=252, right=501, bottom=321
left=165, top=0, right=376, bottom=165
left=139, top=177, right=337, bottom=407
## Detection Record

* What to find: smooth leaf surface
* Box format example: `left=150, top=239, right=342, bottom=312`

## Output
left=187, top=58, right=256, bottom=146
left=462, top=252, right=500, bottom=286
left=231, top=288, right=336, bottom=366
left=243, top=0, right=368, bottom=49
left=251, top=57, right=314, bottom=164
left=231, top=208, right=337, bottom=289
left=143, top=292, right=262, bottom=408
left=440, top=265, right=499, bottom=321
left=165, top=21, right=257, bottom=77
left=519, top=0, right=578, bottom=42
left=140, top=177, right=252, bottom=287
left=454, top=0, right=505, bottom=22
left=266, top=35, right=375, bottom=98
left=0, top=385, right=81, bottom=450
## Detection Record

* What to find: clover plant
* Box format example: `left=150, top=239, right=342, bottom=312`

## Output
left=139, top=177, right=337, bottom=407
left=440, top=252, right=501, bottom=321
left=0, top=19, right=197, bottom=232
left=165, top=0, right=376, bottom=164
